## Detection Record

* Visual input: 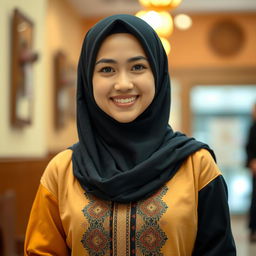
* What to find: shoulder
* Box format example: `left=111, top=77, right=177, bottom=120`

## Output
left=185, top=148, right=221, bottom=191
left=46, top=149, right=73, bottom=169
left=190, top=147, right=216, bottom=167
left=40, top=149, right=73, bottom=197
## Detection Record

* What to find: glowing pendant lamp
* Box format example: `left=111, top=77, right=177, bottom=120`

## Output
left=139, top=0, right=183, bottom=11
left=136, top=10, right=173, bottom=37
left=160, top=36, right=171, bottom=55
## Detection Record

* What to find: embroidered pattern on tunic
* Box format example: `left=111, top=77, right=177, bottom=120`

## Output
left=81, top=195, right=112, bottom=256
left=81, top=186, right=168, bottom=256
left=136, top=186, right=168, bottom=256
left=130, top=202, right=137, bottom=256
left=112, top=203, right=131, bottom=256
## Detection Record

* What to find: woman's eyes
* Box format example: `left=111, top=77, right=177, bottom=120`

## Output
left=100, top=66, right=114, bottom=73
left=131, top=64, right=146, bottom=71
left=98, top=64, right=147, bottom=73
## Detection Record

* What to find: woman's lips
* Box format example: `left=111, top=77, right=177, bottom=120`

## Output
left=111, top=95, right=138, bottom=107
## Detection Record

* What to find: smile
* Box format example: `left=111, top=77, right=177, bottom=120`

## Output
left=113, top=96, right=136, bottom=103
left=111, top=96, right=138, bottom=107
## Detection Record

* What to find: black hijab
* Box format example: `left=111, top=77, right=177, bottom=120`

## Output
left=70, top=14, right=215, bottom=202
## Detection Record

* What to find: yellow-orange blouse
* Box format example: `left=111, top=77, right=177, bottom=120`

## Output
left=24, top=149, right=234, bottom=256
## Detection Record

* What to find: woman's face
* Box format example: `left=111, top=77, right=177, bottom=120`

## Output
left=92, top=33, right=155, bottom=123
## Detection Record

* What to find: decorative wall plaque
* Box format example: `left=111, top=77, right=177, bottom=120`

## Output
left=208, top=19, right=245, bottom=57
left=54, top=51, right=76, bottom=130
left=10, top=9, right=39, bottom=128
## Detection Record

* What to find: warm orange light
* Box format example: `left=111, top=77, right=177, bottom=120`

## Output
left=139, top=0, right=182, bottom=11
left=174, top=14, right=192, bottom=30
left=160, top=37, right=171, bottom=55
left=136, top=10, right=173, bottom=37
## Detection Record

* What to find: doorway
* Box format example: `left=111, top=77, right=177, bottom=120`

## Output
left=191, top=85, right=256, bottom=214
left=171, top=67, right=256, bottom=214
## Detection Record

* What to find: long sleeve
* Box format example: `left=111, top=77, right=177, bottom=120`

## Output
left=192, top=175, right=236, bottom=256
left=24, top=184, right=70, bottom=256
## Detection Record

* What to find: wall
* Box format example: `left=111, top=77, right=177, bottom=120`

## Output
left=169, top=13, right=256, bottom=69
left=0, top=0, right=85, bottom=240
left=46, top=0, right=84, bottom=153
left=0, top=0, right=84, bottom=158
left=0, top=156, right=51, bottom=238
left=0, top=0, right=48, bottom=157
left=168, top=12, right=256, bottom=134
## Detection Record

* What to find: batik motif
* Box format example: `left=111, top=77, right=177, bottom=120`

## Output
left=112, top=203, right=131, bottom=256
left=81, top=194, right=112, bottom=256
left=136, top=186, right=168, bottom=256
left=81, top=186, right=168, bottom=256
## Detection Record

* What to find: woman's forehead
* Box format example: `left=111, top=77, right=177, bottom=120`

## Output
left=96, top=33, right=146, bottom=57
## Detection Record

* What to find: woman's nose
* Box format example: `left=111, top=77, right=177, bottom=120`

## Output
left=114, top=72, right=134, bottom=91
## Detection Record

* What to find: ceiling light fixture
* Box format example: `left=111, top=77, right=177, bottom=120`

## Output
left=138, top=0, right=182, bottom=11
left=174, top=14, right=192, bottom=30
left=136, top=0, right=184, bottom=55
left=136, top=10, right=173, bottom=37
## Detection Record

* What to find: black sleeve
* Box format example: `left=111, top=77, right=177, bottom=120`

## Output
left=192, top=175, right=236, bottom=256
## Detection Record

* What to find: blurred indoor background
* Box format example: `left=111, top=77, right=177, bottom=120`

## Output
left=0, top=0, right=256, bottom=255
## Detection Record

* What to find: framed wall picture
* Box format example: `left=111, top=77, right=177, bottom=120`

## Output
left=54, top=51, right=76, bottom=130
left=10, top=9, right=39, bottom=128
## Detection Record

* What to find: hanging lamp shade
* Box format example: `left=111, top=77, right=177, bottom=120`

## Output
left=135, top=10, right=173, bottom=37
left=159, top=36, right=171, bottom=55
left=139, top=0, right=182, bottom=11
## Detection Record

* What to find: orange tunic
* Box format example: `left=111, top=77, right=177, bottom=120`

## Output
left=25, top=148, right=222, bottom=256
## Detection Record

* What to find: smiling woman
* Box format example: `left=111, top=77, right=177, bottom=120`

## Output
left=92, top=33, right=155, bottom=123
left=24, top=14, right=236, bottom=256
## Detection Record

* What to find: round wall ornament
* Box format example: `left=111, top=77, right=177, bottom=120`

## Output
left=208, top=19, right=245, bottom=57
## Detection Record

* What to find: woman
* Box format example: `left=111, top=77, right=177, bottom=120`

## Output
left=25, top=14, right=236, bottom=255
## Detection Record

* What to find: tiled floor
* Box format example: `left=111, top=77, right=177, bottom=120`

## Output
left=231, top=215, right=256, bottom=255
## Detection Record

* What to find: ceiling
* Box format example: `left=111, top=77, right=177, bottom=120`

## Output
left=67, top=0, right=256, bottom=18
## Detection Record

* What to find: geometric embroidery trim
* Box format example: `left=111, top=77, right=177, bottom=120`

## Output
left=81, top=223, right=110, bottom=256
left=82, top=195, right=111, bottom=222
left=137, top=186, right=168, bottom=221
left=81, top=186, right=168, bottom=256
left=136, top=223, right=168, bottom=256
left=136, top=186, right=168, bottom=256
left=81, top=194, right=112, bottom=256
left=130, top=202, right=137, bottom=256
left=112, top=203, right=131, bottom=256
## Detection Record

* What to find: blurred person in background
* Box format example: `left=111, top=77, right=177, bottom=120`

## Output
left=246, top=102, right=256, bottom=242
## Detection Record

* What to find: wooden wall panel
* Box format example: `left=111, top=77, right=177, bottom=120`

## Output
left=0, top=155, right=53, bottom=239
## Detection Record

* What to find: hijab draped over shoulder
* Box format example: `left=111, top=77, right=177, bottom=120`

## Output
left=70, top=14, right=215, bottom=202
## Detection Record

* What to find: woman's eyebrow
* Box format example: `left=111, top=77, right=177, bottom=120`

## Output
left=95, top=58, right=116, bottom=65
left=127, top=56, right=148, bottom=62
left=95, top=56, right=148, bottom=66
